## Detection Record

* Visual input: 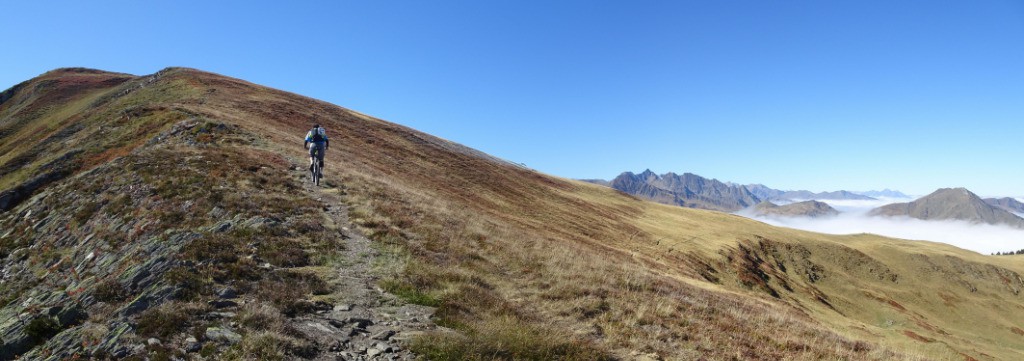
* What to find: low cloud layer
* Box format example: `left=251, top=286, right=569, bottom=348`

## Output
left=739, top=198, right=1024, bottom=255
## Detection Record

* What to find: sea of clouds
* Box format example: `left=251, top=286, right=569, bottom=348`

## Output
left=739, top=197, right=1024, bottom=255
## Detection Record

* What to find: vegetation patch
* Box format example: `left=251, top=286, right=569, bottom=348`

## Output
left=410, top=316, right=613, bottom=361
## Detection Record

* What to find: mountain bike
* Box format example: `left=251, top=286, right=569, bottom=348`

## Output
left=310, top=157, right=323, bottom=186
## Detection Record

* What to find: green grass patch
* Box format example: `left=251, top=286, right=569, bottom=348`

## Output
left=380, top=279, right=441, bottom=307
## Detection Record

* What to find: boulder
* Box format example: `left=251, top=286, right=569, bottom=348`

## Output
left=204, top=327, right=242, bottom=345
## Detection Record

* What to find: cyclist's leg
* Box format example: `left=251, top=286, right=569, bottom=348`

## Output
left=308, top=144, right=317, bottom=171
left=316, top=143, right=326, bottom=170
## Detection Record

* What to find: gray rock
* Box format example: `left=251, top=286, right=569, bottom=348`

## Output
left=334, top=303, right=353, bottom=312
left=367, top=347, right=383, bottom=357
left=120, top=296, right=150, bottom=316
left=347, top=317, right=374, bottom=328
left=371, top=330, right=395, bottom=341
left=208, top=299, right=238, bottom=309
left=215, top=221, right=233, bottom=233
left=147, top=338, right=162, bottom=346
left=216, top=287, right=238, bottom=299
left=206, top=312, right=236, bottom=319
left=57, top=306, right=88, bottom=327
left=374, top=342, right=393, bottom=353
left=205, top=327, right=242, bottom=345
left=184, top=336, right=201, bottom=353
left=112, top=346, right=130, bottom=358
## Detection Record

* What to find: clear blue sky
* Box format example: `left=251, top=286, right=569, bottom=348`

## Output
left=3, top=1, right=1022, bottom=196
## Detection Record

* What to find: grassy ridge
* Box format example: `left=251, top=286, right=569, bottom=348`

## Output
left=4, top=67, right=1024, bottom=360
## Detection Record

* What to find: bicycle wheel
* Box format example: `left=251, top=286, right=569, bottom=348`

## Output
left=310, top=161, right=318, bottom=185
left=314, top=159, right=323, bottom=186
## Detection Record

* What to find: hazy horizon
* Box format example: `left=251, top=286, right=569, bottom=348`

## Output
left=739, top=198, right=1024, bottom=254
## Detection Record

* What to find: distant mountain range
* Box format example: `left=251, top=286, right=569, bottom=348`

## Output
left=869, top=188, right=1024, bottom=229
left=855, top=189, right=911, bottom=199
left=752, top=200, right=839, bottom=218
left=588, top=171, right=880, bottom=212
left=605, top=170, right=759, bottom=212
left=589, top=172, right=1024, bottom=228
left=740, top=184, right=877, bottom=202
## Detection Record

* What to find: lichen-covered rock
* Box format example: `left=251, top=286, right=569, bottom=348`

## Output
left=204, top=327, right=242, bottom=345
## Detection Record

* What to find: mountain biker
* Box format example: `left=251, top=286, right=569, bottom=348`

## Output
left=304, top=124, right=329, bottom=172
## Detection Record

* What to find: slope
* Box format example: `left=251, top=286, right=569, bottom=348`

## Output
left=752, top=200, right=840, bottom=218
left=870, top=188, right=1024, bottom=229
left=4, top=68, right=1024, bottom=360
left=984, top=197, right=1024, bottom=214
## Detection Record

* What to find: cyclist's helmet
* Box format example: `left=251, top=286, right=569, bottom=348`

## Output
left=313, top=124, right=320, bottom=129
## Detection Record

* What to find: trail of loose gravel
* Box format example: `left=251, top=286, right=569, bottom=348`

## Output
left=289, top=165, right=437, bottom=361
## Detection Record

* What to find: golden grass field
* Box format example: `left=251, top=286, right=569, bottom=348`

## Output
left=3, top=67, right=1024, bottom=360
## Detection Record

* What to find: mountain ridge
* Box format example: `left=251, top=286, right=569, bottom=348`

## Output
left=5, top=68, right=1024, bottom=360
left=870, top=187, right=1024, bottom=228
left=608, top=170, right=760, bottom=212
left=984, top=197, right=1024, bottom=214
left=752, top=200, right=840, bottom=218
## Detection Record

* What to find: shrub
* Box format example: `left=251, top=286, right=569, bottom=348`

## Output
left=25, top=316, right=62, bottom=343
left=136, top=304, right=190, bottom=339
left=93, top=279, right=129, bottom=303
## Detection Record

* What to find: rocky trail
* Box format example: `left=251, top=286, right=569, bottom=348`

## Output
left=281, top=163, right=437, bottom=360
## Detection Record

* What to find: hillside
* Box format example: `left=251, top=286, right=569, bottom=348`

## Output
left=5, top=68, right=1024, bottom=360
left=985, top=197, right=1024, bottom=214
left=744, top=183, right=787, bottom=201
left=752, top=200, right=840, bottom=218
left=870, top=188, right=1024, bottom=228
left=608, top=170, right=760, bottom=212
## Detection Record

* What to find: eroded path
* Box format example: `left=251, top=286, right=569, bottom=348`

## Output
left=286, top=166, right=436, bottom=361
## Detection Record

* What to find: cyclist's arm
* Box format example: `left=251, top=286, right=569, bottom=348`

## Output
left=325, top=138, right=330, bottom=150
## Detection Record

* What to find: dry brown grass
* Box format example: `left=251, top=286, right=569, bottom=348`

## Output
left=7, top=67, right=1024, bottom=360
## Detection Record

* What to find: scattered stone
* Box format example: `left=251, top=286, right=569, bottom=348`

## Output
left=147, top=338, right=161, bottom=346
left=208, top=299, right=238, bottom=309
left=367, top=348, right=383, bottom=357
left=111, top=346, right=130, bottom=358
left=215, top=221, right=232, bottom=233
left=306, top=321, right=336, bottom=334
left=374, top=342, right=393, bottom=353
left=56, top=306, right=88, bottom=327
left=347, top=317, right=374, bottom=328
left=207, top=312, right=236, bottom=319
left=185, top=336, right=201, bottom=353
left=205, top=327, right=242, bottom=345
left=334, top=304, right=353, bottom=312
left=120, top=296, right=151, bottom=316
left=216, top=287, right=238, bottom=299
left=371, top=330, right=395, bottom=341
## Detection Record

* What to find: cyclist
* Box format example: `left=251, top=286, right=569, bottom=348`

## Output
left=304, top=123, right=329, bottom=172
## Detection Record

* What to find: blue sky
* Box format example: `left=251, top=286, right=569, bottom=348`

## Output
left=3, top=1, right=1022, bottom=196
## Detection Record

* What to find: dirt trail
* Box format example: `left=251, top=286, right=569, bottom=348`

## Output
left=287, top=165, right=437, bottom=361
